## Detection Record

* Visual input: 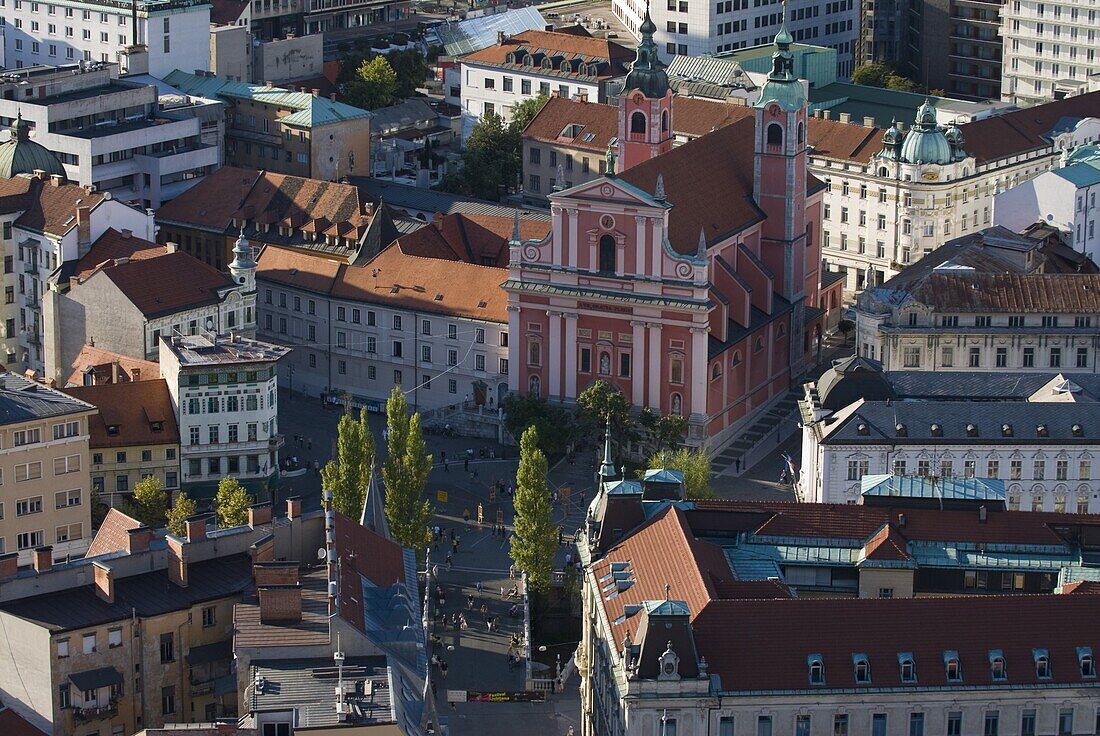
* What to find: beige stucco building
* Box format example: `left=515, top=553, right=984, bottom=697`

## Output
left=0, top=373, right=95, bottom=565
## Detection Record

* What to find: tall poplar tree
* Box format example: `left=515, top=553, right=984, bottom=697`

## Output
left=510, top=426, right=557, bottom=592
left=382, top=388, right=433, bottom=552
left=324, top=408, right=376, bottom=518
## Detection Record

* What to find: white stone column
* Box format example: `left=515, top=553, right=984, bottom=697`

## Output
left=690, top=326, right=708, bottom=416
left=507, top=305, right=520, bottom=393
left=548, top=310, right=562, bottom=399
left=651, top=219, right=662, bottom=277
left=635, top=216, right=647, bottom=275
left=551, top=206, right=562, bottom=264
left=648, top=323, right=662, bottom=409
left=568, top=209, right=579, bottom=269
left=564, top=313, right=578, bottom=399
left=631, top=320, right=646, bottom=407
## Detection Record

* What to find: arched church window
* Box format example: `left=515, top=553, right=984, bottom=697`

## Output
left=598, top=234, right=616, bottom=273
left=630, top=111, right=646, bottom=135
left=662, top=110, right=669, bottom=132
left=766, top=123, right=783, bottom=147
left=797, top=122, right=804, bottom=145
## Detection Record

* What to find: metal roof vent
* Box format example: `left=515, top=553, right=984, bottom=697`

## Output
left=895, top=423, right=907, bottom=437
left=1037, top=424, right=1049, bottom=437
left=930, top=423, right=942, bottom=436
left=1073, top=423, right=1084, bottom=437
left=1002, top=423, right=1013, bottom=437
left=857, top=423, right=869, bottom=435
left=966, top=423, right=978, bottom=437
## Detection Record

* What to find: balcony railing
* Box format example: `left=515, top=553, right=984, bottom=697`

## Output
left=73, top=700, right=118, bottom=724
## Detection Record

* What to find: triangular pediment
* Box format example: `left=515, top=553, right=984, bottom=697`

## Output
left=550, top=175, right=668, bottom=209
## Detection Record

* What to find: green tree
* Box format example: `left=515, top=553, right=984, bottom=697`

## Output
left=648, top=447, right=714, bottom=500
left=577, top=379, right=634, bottom=447
left=346, top=56, right=399, bottom=110
left=501, top=392, right=578, bottom=456
left=131, top=475, right=168, bottom=528
left=440, top=111, right=520, bottom=200
left=507, top=93, right=549, bottom=135
left=637, top=407, right=687, bottom=454
left=326, top=408, right=376, bottom=519
left=166, top=492, right=197, bottom=536
left=382, top=387, right=434, bottom=552
left=851, top=62, right=919, bottom=92
left=510, top=427, right=557, bottom=591
left=215, top=477, right=252, bottom=528
left=388, top=48, right=431, bottom=98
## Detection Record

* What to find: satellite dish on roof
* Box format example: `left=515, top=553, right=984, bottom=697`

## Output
left=317, top=547, right=327, bottom=561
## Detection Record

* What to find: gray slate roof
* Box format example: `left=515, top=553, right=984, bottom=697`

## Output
left=250, top=657, right=392, bottom=728
left=352, top=178, right=551, bottom=221
left=821, top=400, right=1100, bottom=444
left=885, top=371, right=1100, bottom=400
left=0, top=555, right=253, bottom=632
left=0, top=373, right=95, bottom=426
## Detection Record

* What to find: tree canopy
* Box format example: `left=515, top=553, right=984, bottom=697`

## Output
left=131, top=475, right=168, bottom=528
left=382, top=387, right=433, bottom=552
left=346, top=56, right=400, bottom=110
left=510, top=426, right=557, bottom=591
left=166, top=492, right=197, bottom=536
left=324, top=408, right=376, bottom=519
left=215, top=477, right=252, bottom=528
left=648, top=447, right=714, bottom=500
left=850, top=62, right=919, bottom=92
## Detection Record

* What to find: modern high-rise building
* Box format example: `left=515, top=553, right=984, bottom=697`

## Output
left=1000, top=0, right=1100, bottom=104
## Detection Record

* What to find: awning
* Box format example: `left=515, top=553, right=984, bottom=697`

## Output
left=213, top=674, right=237, bottom=696
left=69, top=666, right=122, bottom=691
left=187, top=639, right=232, bottom=665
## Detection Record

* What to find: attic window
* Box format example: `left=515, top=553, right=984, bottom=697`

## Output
left=807, top=655, right=825, bottom=685
left=1034, top=650, right=1051, bottom=679
left=989, top=651, right=1006, bottom=681
left=560, top=123, right=584, bottom=138
left=895, top=423, right=907, bottom=437
left=106, top=425, right=120, bottom=437
left=966, top=423, right=978, bottom=437
left=898, top=653, right=916, bottom=683
left=1073, top=424, right=1084, bottom=437
left=434, top=293, right=444, bottom=301
left=1079, top=648, right=1095, bottom=678
left=151, top=421, right=163, bottom=432
left=1002, top=424, right=1014, bottom=437
left=582, top=133, right=597, bottom=142
left=930, top=423, right=942, bottom=437
left=1037, top=424, right=1049, bottom=437
left=944, top=652, right=962, bottom=682
left=478, top=300, right=488, bottom=309
left=853, top=654, right=871, bottom=684
left=856, top=423, right=869, bottom=436
left=390, top=286, right=400, bottom=294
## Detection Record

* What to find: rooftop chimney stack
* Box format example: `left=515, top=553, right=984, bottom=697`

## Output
left=33, top=546, right=52, bottom=574
left=126, top=525, right=154, bottom=553
left=93, top=561, right=115, bottom=603
left=0, top=552, right=18, bottom=581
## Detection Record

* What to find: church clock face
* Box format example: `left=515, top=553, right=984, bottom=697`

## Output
left=632, top=93, right=644, bottom=104
left=769, top=103, right=782, bottom=117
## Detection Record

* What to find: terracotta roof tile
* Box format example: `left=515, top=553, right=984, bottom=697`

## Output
left=462, top=30, right=632, bottom=78
left=395, top=213, right=550, bottom=267
left=210, top=0, right=248, bottom=24
left=806, top=116, right=882, bottom=163
left=693, top=593, right=1100, bottom=692
left=861, top=523, right=911, bottom=562
left=63, top=379, right=180, bottom=449
left=233, top=567, right=331, bottom=649
left=962, top=90, right=1100, bottom=163
left=0, top=706, right=47, bottom=736
left=12, top=177, right=104, bottom=237
left=910, top=273, right=1100, bottom=313
left=74, top=228, right=167, bottom=280
left=672, top=96, right=755, bottom=138
left=66, top=344, right=158, bottom=387
left=256, top=244, right=342, bottom=294
left=617, top=118, right=762, bottom=253
left=522, top=96, right=618, bottom=152
left=94, top=251, right=234, bottom=318
left=85, top=508, right=143, bottom=558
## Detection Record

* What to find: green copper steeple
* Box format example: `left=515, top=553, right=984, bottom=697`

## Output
left=623, top=2, right=670, bottom=98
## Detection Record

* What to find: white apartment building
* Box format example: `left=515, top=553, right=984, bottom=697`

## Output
left=1000, top=0, right=1100, bottom=104
left=0, top=172, right=154, bottom=376
left=813, top=94, right=1100, bottom=295
left=0, top=62, right=220, bottom=208
left=158, top=331, right=288, bottom=496
left=994, top=143, right=1100, bottom=262
left=0, top=0, right=210, bottom=78
left=613, top=0, right=857, bottom=74
left=255, top=211, right=537, bottom=412
left=799, top=374, right=1100, bottom=513
left=454, top=29, right=632, bottom=139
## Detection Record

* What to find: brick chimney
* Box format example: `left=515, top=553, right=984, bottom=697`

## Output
left=0, top=552, right=18, bottom=581
left=248, top=502, right=273, bottom=527
left=432, top=211, right=444, bottom=229
left=254, top=561, right=299, bottom=586
left=165, top=241, right=179, bottom=253
left=286, top=496, right=302, bottom=519
left=258, top=584, right=303, bottom=623
left=76, top=206, right=92, bottom=259
left=167, top=536, right=188, bottom=588
left=93, top=561, right=114, bottom=603
left=33, top=546, right=52, bottom=573
left=126, top=526, right=154, bottom=553
left=49, top=174, right=63, bottom=187
left=185, top=515, right=208, bottom=542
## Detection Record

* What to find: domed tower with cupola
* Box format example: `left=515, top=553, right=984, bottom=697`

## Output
left=228, top=226, right=257, bottom=294
left=617, top=3, right=673, bottom=172
left=753, top=8, right=809, bottom=305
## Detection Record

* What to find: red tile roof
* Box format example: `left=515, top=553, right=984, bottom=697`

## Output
left=806, top=116, right=882, bottom=163
left=13, top=178, right=105, bottom=238
left=85, top=508, right=142, bottom=558
left=462, top=29, right=632, bottom=79
left=617, top=118, right=763, bottom=254
left=522, top=96, right=618, bottom=153
left=255, top=244, right=342, bottom=295
left=334, top=512, right=406, bottom=635
left=962, top=90, right=1100, bottom=163
left=0, top=707, right=47, bottom=736
left=86, top=251, right=234, bottom=318
left=73, top=228, right=168, bottom=280
left=63, top=379, right=180, bottom=449
left=910, top=273, right=1100, bottom=313
left=393, top=212, right=550, bottom=267
left=66, top=344, right=158, bottom=387
left=210, top=0, right=248, bottom=24
left=692, top=593, right=1100, bottom=692
left=673, top=97, right=755, bottom=138
left=861, top=523, right=911, bottom=562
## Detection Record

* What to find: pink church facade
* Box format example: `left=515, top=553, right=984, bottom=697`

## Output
left=503, top=17, right=838, bottom=451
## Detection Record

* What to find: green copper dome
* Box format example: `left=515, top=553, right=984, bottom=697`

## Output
left=898, top=100, right=952, bottom=166
left=754, top=8, right=805, bottom=111
left=0, top=114, right=66, bottom=180
left=623, top=4, right=669, bottom=98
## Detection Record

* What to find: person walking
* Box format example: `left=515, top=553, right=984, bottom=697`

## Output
left=476, top=581, right=483, bottom=594
left=445, top=553, right=453, bottom=570
left=464, top=457, right=470, bottom=472
left=452, top=536, right=459, bottom=554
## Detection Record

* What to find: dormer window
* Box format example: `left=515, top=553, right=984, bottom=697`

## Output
left=1037, top=424, right=1049, bottom=437
left=898, top=654, right=916, bottom=683
left=1034, top=650, right=1051, bottom=679
left=1079, top=648, right=1095, bottom=677
left=1002, top=424, right=1014, bottom=437
left=853, top=654, right=871, bottom=684
left=989, top=651, right=1006, bottom=681
left=857, top=423, right=869, bottom=435
left=151, top=421, right=163, bottom=432
left=807, top=655, right=825, bottom=685
left=944, top=652, right=962, bottom=682
left=106, top=424, right=120, bottom=437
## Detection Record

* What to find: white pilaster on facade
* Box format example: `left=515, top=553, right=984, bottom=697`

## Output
left=631, top=320, right=647, bottom=406
left=648, top=323, right=663, bottom=408
left=548, top=310, right=563, bottom=399
left=635, top=216, right=647, bottom=274
left=564, top=313, right=579, bottom=398
left=568, top=209, right=579, bottom=268
left=507, top=305, right=521, bottom=394
left=690, top=326, right=708, bottom=415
